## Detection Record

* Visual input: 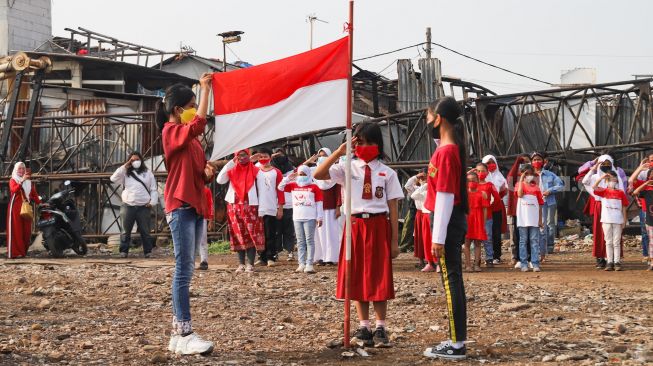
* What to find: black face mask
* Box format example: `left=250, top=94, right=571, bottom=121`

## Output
left=431, top=123, right=441, bottom=139
left=600, top=165, right=612, bottom=173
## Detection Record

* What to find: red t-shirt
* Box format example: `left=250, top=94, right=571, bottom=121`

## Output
left=633, top=180, right=652, bottom=212
left=162, top=115, right=209, bottom=217
left=478, top=181, right=501, bottom=216
left=424, top=144, right=461, bottom=211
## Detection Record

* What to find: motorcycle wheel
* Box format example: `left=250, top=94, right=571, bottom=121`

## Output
left=45, top=232, right=64, bottom=258
left=72, top=236, right=87, bottom=256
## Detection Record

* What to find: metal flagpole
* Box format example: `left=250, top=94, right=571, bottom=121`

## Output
left=343, top=0, right=354, bottom=349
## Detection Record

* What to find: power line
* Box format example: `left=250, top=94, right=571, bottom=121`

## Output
left=354, top=41, right=554, bottom=86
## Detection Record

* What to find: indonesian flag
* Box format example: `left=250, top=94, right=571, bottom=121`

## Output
left=210, top=37, right=349, bottom=160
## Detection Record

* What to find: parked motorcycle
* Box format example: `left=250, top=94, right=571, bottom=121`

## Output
left=36, top=180, right=87, bottom=257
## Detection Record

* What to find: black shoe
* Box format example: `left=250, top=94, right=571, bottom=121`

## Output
left=604, top=263, right=614, bottom=271
left=315, top=260, right=325, bottom=267
left=372, top=327, right=390, bottom=348
left=352, top=327, right=373, bottom=347
left=199, top=261, right=208, bottom=270
left=424, top=341, right=467, bottom=360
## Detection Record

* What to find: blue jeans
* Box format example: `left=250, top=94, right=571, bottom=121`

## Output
left=294, top=220, right=316, bottom=266
left=540, top=205, right=556, bottom=255
left=168, top=207, right=204, bottom=325
left=483, top=219, right=494, bottom=261
left=519, top=226, right=540, bottom=267
left=640, top=211, right=649, bottom=257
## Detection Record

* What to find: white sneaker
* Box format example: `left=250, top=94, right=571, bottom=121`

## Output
left=245, top=264, right=254, bottom=273
left=514, top=262, right=522, bottom=269
left=533, top=266, right=541, bottom=272
left=521, top=264, right=529, bottom=272
left=287, top=253, right=294, bottom=261
left=492, top=259, right=500, bottom=265
left=235, top=265, right=245, bottom=273
left=267, top=260, right=277, bottom=267
left=295, top=264, right=305, bottom=273
left=304, top=264, right=316, bottom=274
left=528, top=262, right=533, bottom=269
left=174, top=333, right=214, bottom=355
left=168, top=335, right=179, bottom=353
left=254, top=260, right=263, bottom=266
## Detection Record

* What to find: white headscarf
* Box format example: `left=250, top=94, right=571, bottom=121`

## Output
left=296, top=165, right=313, bottom=187
left=481, top=154, right=507, bottom=193
left=595, top=155, right=624, bottom=192
left=12, top=162, right=31, bottom=201
left=314, top=148, right=336, bottom=190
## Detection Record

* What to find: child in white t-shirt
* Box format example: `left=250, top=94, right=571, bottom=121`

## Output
left=594, top=172, right=629, bottom=271
left=278, top=165, right=323, bottom=274
left=515, top=165, right=544, bottom=272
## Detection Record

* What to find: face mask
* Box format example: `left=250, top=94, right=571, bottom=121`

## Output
left=600, top=165, right=612, bottom=173
left=607, top=181, right=617, bottom=189
left=180, top=107, right=197, bottom=124
left=339, top=156, right=348, bottom=164
left=532, top=161, right=544, bottom=170
left=478, top=172, right=488, bottom=181
left=525, top=176, right=535, bottom=183
left=296, top=175, right=310, bottom=186
left=131, top=160, right=142, bottom=169
left=431, top=123, right=441, bottom=140
left=487, top=163, right=497, bottom=172
left=468, top=182, right=479, bottom=190
left=238, top=156, right=250, bottom=165
left=355, top=145, right=379, bottom=163
left=259, top=158, right=271, bottom=166
left=317, top=157, right=327, bottom=165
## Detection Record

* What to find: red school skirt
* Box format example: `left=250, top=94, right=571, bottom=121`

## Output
left=421, top=212, right=437, bottom=263
left=336, top=214, right=394, bottom=302
left=413, top=211, right=425, bottom=259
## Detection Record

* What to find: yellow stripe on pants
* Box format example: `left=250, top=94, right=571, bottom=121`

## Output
left=439, top=256, right=457, bottom=342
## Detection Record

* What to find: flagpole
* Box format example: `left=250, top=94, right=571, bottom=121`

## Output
left=344, top=0, right=354, bottom=350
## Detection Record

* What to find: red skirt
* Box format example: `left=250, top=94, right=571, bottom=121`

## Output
left=413, top=211, right=425, bottom=259
left=421, top=212, right=438, bottom=263
left=592, top=200, right=606, bottom=258
left=466, top=208, right=487, bottom=241
left=7, top=192, right=32, bottom=259
left=336, top=215, right=394, bottom=302
left=226, top=202, right=265, bottom=252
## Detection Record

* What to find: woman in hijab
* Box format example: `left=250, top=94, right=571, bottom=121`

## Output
left=6, top=162, right=40, bottom=259
left=217, top=148, right=266, bottom=272
left=481, top=155, right=508, bottom=263
left=581, top=155, right=626, bottom=269
left=312, top=148, right=342, bottom=266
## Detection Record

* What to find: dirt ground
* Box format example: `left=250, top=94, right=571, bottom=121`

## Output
left=0, top=242, right=652, bottom=365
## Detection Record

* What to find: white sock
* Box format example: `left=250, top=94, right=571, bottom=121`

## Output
left=360, top=320, right=371, bottom=330
left=451, top=341, right=465, bottom=349
left=376, top=320, right=386, bottom=329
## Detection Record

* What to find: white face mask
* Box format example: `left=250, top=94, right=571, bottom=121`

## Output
left=525, top=175, right=535, bottom=183
left=607, top=181, right=617, bottom=189
left=131, top=160, right=142, bottom=169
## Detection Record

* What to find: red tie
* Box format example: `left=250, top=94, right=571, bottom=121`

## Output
left=362, top=165, right=372, bottom=200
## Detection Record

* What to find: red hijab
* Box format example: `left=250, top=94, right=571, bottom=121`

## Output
left=228, top=149, right=259, bottom=201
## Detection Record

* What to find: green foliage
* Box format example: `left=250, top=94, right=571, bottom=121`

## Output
left=208, top=241, right=231, bottom=254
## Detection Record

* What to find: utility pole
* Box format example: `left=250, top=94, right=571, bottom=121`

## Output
left=425, top=27, right=432, bottom=59
left=217, top=31, right=244, bottom=72
left=307, top=14, right=328, bottom=50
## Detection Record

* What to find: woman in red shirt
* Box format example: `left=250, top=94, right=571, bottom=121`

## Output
left=6, top=162, right=40, bottom=259
left=157, top=74, right=215, bottom=356
left=422, top=97, right=469, bottom=360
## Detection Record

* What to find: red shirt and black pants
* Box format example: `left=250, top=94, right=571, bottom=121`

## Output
left=425, top=144, right=467, bottom=344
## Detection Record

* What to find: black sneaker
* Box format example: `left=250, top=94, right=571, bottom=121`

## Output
left=604, top=263, right=614, bottom=271
left=424, top=341, right=467, bottom=360
left=315, top=260, right=325, bottom=267
left=199, top=261, right=208, bottom=270
left=352, top=327, right=373, bottom=347
left=372, top=327, right=391, bottom=348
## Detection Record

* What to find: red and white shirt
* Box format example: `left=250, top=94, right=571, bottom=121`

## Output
left=327, top=159, right=404, bottom=214
left=279, top=181, right=324, bottom=221
left=515, top=182, right=544, bottom=228
left=256, top=167, right=285, bottom=217
left=594, top=188, right=629, bottom=224
left=424, top=144, right=461, bottom=211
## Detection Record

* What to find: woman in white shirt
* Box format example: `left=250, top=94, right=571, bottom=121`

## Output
left=110, top=151, right=158, bottom=258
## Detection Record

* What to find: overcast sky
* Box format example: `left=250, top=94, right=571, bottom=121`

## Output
left=51, top=0, right=653, bottom=95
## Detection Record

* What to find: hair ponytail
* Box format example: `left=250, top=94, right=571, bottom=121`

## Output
left=429, top=97, right=469, bottom=213
left=154, top=83, right=196, bottom=132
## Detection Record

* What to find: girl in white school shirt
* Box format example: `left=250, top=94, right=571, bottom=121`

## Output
left=313, top=122, right=404, bottom=348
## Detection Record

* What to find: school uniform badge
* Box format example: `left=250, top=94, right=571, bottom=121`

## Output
left=428, top=163, right=438, bottom=178
left=375, top=186, right=384, bottom=199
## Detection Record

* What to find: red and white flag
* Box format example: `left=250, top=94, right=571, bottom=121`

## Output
left=210, top=37, right=349, bottom=160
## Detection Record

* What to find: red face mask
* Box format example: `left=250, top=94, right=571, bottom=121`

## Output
left=478, top=172, right=488, bottom=181
left=468, top=182, right=479, bottom=190
left=532, top=161, right=544, bottom=170
left=487, top=163, right=497, bottom=172
left=259, top=158, right=271, bottom=166
left=355, top=145, right=379, bottom=163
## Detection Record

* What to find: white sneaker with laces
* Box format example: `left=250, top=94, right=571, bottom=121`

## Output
left=492, top=259, right=500, bottom=265
left=514, top=262, right=522, bottom=269
left=174, top=333, right=214, bottom=355
left=168, top=335, right=179, bottom=353
left=533, top=266, right=541, bottom=272
left=528, top=262, right=533, bottom=269
left=235, top=264, right=245, bottom=273
left=304, top=264, right=316, bottom=274
left=295, top=264, right=305, bottom=273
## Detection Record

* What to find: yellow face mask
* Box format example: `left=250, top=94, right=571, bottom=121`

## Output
left=180, top=107, right=197, bottom=124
